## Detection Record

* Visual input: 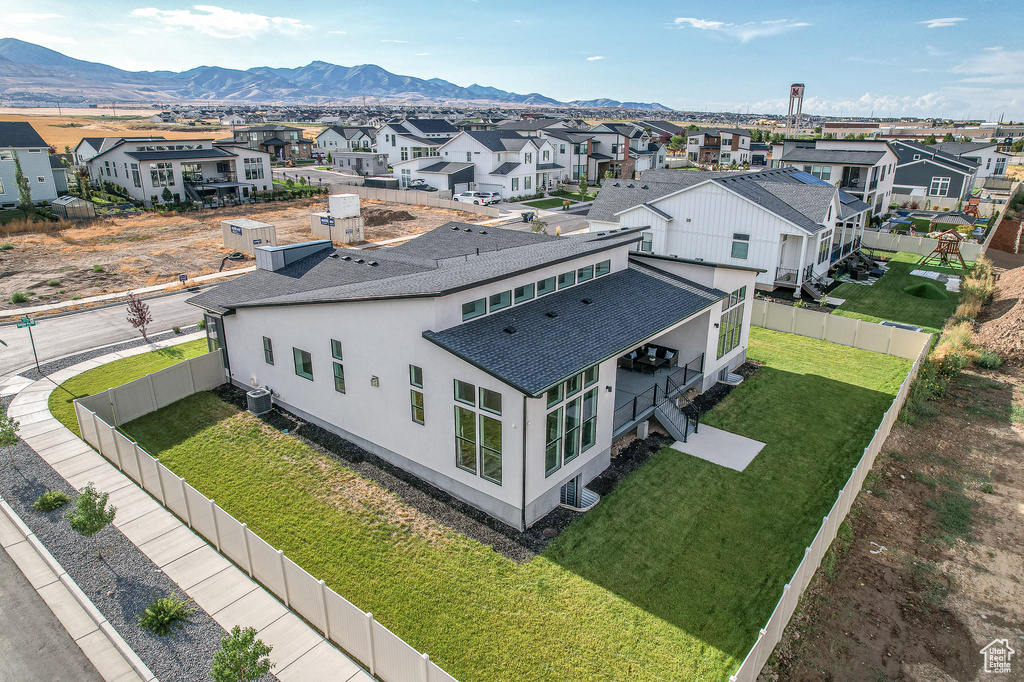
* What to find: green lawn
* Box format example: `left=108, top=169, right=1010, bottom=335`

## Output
left=63, top=329, right=908, bottom=682
left=831, top=251, right=961, bottom=333
left=521, top=197, right=576, bottom=209
left=49, top=339, right=208, bottom=431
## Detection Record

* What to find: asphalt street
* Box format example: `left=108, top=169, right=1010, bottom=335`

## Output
left=0, top=290, right=201, bottom=376
left=0, top=544, right=103, bottom=682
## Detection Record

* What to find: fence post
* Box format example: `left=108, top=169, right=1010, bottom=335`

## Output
left=421, top=652, right=430, bottom=682
left=146, top=373, right=158, bottom=412
left=180, top=477, right=192, bottom=528
left=154, top=458, right=167, bottom=504
left=364, top=613, right=377, bottom=676
left=210, top=499, right=222, bottom=551
left=277, top=550, right=290, bottom=606
left=186, top=358, right=197, bottom=394
left=111, top=428, right=125, bottom=471
left=133, top=443, right=145, bottom=488
left=242, top=523, right=254, bottom=577
left=319, top=580, right=331, bottom=640
left=89, top=412, right=102, bottom=451
left=106, top=387, right=119, bottom=426
left=73, top=402, right=85, bottom=441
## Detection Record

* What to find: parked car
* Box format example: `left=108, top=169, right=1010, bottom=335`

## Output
left=407, top=179, right=438, bottom=192
left=476, top=191, right=502, bottom=205
left=453, top=191, right=488, bottom=205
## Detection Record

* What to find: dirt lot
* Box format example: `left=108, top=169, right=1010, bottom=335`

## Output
left=0, top=199, right=487, bottom=305
left=0, top=113, right=236, bottom=151
left=762, top=282, right=1024, bottom=681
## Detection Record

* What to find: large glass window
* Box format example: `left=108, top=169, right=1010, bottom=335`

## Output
left=244, top=157, right=264, bottom=180
left=455, top=379, right=476, bottom=406
left=479, top=388, right=502, bottom=415
left=928, top=177, right=950, bottom=197
left=537, top=276, right=556, bottom=296
left=563, top=398, right=581, bottom=464
left=455, top=406, right=477, bottom=473
left=293, top=348, right=313, bottom=381
left=150, top=162, right=175, bottom=187
left=514, top=283, right=535, bottom=303
left=581, top=388, right=598, bottom=452
left=577, top=265, right=594, bottom=282
left=565, top=373, right=582, bottom=397
left=263, top=337, right=274, bottom=365
left=584, top=365, right=598, bottom=387
left=479, top=415, right=502, bottom=484
left=489, top=290, right=511, bottom=312
left=546, top=385, right=562, bottom=408
left=462, top=298, right=486, bottom=321
left=717, top=303, right=745, bottom=359
left=595, top=260, right=611, bottom=277
left=731, top=233, right=750, bottom=259
left=640, top=232, right=653, bottom=252
left=557, top=271, right=575, bottom=289
left=545, top=407, right=562, bottom=475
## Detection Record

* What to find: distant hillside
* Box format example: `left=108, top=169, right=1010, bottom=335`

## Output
left=0, top=39, right=671, bottom=110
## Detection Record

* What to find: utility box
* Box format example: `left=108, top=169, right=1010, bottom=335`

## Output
left=222, top=218, right=277, bottom=255
left=328, top=193, right=360, bottom=219
left=310, top=212, right=365, bottom=244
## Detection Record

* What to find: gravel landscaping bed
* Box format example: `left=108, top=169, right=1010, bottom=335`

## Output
left=0, top=394, right=275, bottom=682
left=18, top=325, right=201, bottom=381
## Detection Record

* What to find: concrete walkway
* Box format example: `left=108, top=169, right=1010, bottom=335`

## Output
left=670, top=426, right=766, bottom=472
left=7, top=335, right=372, bottom=682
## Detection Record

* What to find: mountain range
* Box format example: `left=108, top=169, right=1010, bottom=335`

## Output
left=0, top=39, right=670, bottom=110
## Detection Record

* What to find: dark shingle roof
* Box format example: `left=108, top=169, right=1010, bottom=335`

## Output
left=419, top=161, right=474, bottom=174
left=407, top=118, right=458, bottom=134
left=0, top=122, right=48, bottom=148
left=423, top=260, right=725, bottom=396
left=188, top=223, right=643, bottom=313
left=781, top=148, right=885, bottom=165
left=496, top=118, right=562, bottom=131
left=535, top=163, right=563, bottom=170
left=932, top=141, right=997, bottom=156
left=587, top=172, right=726, bottom=222
left=124, top=148, right=236, bottom=161
left=461, top=130, right=530, bottom=152
left=490, top=161, right=521, bottom=175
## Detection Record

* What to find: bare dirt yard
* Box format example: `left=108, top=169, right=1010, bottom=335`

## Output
left=762, top=269, right=1024, bottom=682
left=0, top=198, right=488, bottom=306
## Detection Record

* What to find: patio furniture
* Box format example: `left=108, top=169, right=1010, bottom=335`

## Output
left=636, top=355, right=667, bottom=374
left=853, top=269, right=869, bottom=281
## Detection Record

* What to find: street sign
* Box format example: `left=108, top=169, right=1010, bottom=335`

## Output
left=16, top=316, right=35, bottom=329
left=178, top=274, right=188, bottom=283
left=16, top=316, right=40, bottom=373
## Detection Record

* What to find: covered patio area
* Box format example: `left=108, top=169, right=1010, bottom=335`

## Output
left=613, top=347, right=705, bottom=441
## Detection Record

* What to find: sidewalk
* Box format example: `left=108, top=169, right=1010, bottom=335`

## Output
left=0, top=267, right=255, bottom=320
left=7, top=336, right=372, bottom=682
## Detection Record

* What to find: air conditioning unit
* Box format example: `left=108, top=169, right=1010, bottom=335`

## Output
left=246, top=388, right=272, bottom=416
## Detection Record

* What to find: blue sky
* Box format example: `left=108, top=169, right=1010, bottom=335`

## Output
left=7, top=0, right=1023, bottom=119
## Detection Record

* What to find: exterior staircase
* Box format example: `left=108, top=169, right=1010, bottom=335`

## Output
left=654, top=398, right=697, bottom=443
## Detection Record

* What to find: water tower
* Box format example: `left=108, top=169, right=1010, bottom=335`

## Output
left=785, top=83, right=805, bottom=137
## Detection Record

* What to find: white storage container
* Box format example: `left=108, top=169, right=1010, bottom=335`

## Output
left=327, top=193, right=360, bottom=219
left=310, top=213, right=365, bottom=244
left=222, top=218, right=277, bottom=255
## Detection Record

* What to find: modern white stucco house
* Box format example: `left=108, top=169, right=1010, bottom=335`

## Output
left=0, top=122, right=61, bottom=207
left=188, top=223, right=755, bottom=529
left=376, top=118, right=458, bottom=166
left=315, top=126, right=376, bottom=153
left=587, top=167, right=871, bottom=297
left=87, top=138, right=273, bottom=206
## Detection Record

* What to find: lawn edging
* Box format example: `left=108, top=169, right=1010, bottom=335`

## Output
left=727, top=328, right=929, bottom=682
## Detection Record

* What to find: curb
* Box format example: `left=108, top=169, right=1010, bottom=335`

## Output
left=0, top=496, right=158, bottom=682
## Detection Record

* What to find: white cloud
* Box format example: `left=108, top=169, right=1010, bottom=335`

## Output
left=750, top=91, right=951, bottom=117
left=7, top=13, right=63, bottom=25
left=918, top=17, right=967, bottom=28
left=952, top=48, right=1024, bottom=85
left=414, top=53, right=429, bottom=56
left=130, top=5, right=310, bottom=39
left=1, top=30, right=76, bottom=46
left=586, top=55, right=605, bottom=61
left=380, top=39, right=407, bottom=43
left=670, top=17, right=810, bottom=42
left=329, top=30, right=346, bottom=35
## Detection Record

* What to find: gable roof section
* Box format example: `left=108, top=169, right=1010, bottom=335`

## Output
left=490, top=161, right=520, bottom=175
left=419, top=161, right=474, bottom=174
left=495, top=118, right=562, bottom=132
left=781, top=148, right=885, bottom=165
left=188, top=224, right=642, bottom=313
left=0, top=122, right=48, bottom=148
left=894, top=140, right=979, bottom=171
left=406, top=118, right=458, bottom=135
left=422, top=260, right=725, bottom=396
left=588, top=174, right=718, bottom=222
left=933, top=141, right=997, bottom=156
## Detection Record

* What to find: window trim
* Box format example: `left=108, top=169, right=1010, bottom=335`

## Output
left=537, top=276, right=556, bottom=296
left=409, top=364, right=423, bottom=389
left=513, top=283, right=535, bottom=304
left=462, top=298, right=486, bottom=321
left=488, top=290, right=511, bottom=312
left=479, top=387, right=502, bottom=416
left=292, top=347, right=313, bottom=381
left=410, top=389, right=425, bottom=425
left=333, top=361, right=346, bottom=393
left=595, top=260, right=611, bottom=277
left=262, top=336, right=274, bottom=365
left=454, top=379, right=476, bottom=406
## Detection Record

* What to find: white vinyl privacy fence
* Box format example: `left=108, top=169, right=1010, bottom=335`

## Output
left=729, top=312, right=930, bottom=681
left=327, top=184, right=500, bottom=217
left=74, top=353, right=458, bottom=682
left=860, top=229, right=985, bottom=261
left=751, top=299, right=932, bottom=360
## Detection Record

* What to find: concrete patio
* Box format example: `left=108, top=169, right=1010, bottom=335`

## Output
left=669, top=426, right=766, bottom=472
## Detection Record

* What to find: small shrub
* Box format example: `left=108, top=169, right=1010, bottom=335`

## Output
left=46, top=279, right=61, bottom=287
left=33, top=490, right=70, bottom=512
left=72, top=295, right=81, bottom=300
left=57, top=289, right=65, bottom=294
left=196, top=318, right=206, bottom=330
left=172, top=326, right=181, bottom=334
left=974, top=349, right=1002, bottom=369
left=138, top=591, right=194, bottom=637
left=980, top=482, right=994, bottom=494
left=0, top=243, right=13, bottom=250
left=92, top=264, right=104, bottom=272
left=10, top=292, right=28, bottom=304
left=793, top=299, right=807, bottom=308
left=211, top=625, right=274, bottom=682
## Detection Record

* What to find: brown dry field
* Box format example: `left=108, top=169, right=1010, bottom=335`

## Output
left=0, top=199, right=487, bottom=305
left=763, top=270, right=1024, bottom=682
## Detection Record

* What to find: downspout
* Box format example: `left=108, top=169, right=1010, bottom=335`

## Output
left=521, top=395, right=528, bottom=532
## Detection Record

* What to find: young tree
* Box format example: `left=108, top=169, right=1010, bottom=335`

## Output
left=577, top=172, right=588, bottom=203
left=0, top=414, right=19, bottom=466
left=942, top=132, right=956, bottom=142
left=211, top=626, right=274, bottom=682
left=12, top=150, right=32, bottom=210
left=66, top=484, right=117, bottom=558
left=126, top=292, right=153, bottom=342
left=161, top=186, right=173, bottom=203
